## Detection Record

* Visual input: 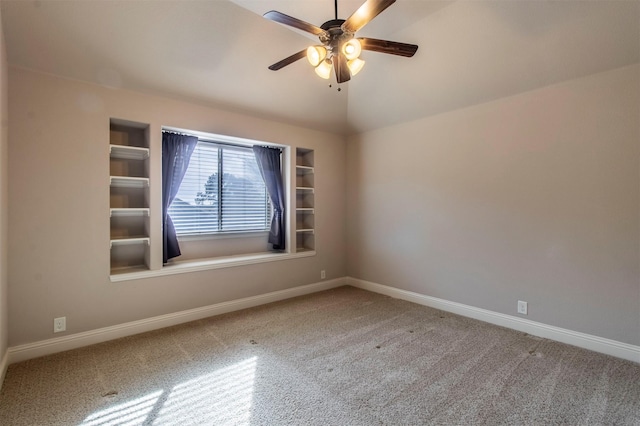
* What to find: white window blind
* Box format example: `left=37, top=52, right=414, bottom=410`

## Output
left=168, top=140, right=271, bottom=235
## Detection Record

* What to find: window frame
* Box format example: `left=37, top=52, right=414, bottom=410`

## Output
left=162, top=127, right=284, bottom=242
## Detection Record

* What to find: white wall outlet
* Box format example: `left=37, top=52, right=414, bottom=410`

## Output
left=517, top=301, right=528, bottom=315
left=54, top=317, right=66, bottom=333
left=320, top=270, right=326, bottom=279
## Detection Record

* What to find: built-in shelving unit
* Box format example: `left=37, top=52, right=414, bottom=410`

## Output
left=295, top=148, right=315, bottom=252
left=109, top=119, right=151, bottom=275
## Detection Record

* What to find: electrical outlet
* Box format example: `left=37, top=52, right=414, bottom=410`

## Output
left=320, top=270, right=326, bottom=279
left=517, top=301, right=528, bottom=315
left=54, top=317, right=66, bottom=333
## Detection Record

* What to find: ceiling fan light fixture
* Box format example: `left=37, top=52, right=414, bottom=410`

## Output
left=306, top=45, right=327, bottom=67
left=264, top=0, right=419, bottom=83
left=315, top=59, right=333, bottom=79
left=342, top=38, right=362, bottom=61
left=347, top=58, right=365, bottom=76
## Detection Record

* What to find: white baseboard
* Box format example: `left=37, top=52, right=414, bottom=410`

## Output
left=6, top=276, right=638, bottom=368
left=347, top=277, right=640, bottom=364
left=7, top=278, right=346, bottom=365
left=0, top=348, right=8, bottom=391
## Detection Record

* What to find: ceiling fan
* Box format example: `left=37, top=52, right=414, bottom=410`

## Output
left=264, top=0, right=418, bottom=84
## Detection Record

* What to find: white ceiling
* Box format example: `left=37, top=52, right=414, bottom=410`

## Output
left=2, top=0, right=639, bottom=135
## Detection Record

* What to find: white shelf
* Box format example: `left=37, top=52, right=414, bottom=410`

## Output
left=295, top=247, right=315, bottom=254
left=296, top=228, right=315, bottom=234
left=110, top=176, right=149, bottom=188
left=296, top=165, right=314, bottom=174
left=296, top=208, right=314, bottom=213
left=110, top=208, right=150, bottom=217
left=296, top=186, right=314, bottom=193
left=110, top=264, right=150, bottom=276
left=110, top=236, right=150, bottom=248
left=110, top=144, right=149, bottom=160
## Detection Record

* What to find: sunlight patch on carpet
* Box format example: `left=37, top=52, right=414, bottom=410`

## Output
left=80, top=390, right=163, bottom=426
left=155, top=356, right=258, bottom=424
left=79, top=357, right=258, bottom=425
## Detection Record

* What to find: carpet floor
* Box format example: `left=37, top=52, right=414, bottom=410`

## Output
left=0, top=286, right=638, bottom=425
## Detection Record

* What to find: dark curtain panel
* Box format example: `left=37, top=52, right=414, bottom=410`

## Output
left=253, top=146, right=285, bottom=251
left=162, top=132, right=198, bottom=263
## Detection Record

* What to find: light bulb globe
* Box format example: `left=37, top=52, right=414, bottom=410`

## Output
left=306, top=46, right=327, bottom=67
left=347, top=58, right=365, bottom=76
left=315, top=59, right=333, bottom=79
left=342, top=39, right=362, bottom=61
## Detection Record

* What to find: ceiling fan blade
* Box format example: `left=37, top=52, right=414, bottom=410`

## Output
left=342, top=0, right=396, bottom=33
left=263, top=10, right=326, bottom=36
left=333, top=53, right=351, bottom=84
left=358, top=37, right=419, bottom=57
left=268, top=49, right=307, bottom=71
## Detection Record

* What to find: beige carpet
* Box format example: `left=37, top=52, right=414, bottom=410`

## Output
left=0, top=286, right=638, bottom=425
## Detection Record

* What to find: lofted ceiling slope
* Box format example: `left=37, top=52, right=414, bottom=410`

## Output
left=1, top=0, right=639, bottom=136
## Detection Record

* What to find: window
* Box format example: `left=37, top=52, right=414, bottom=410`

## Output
left=168, top=140, right=271, bottom=236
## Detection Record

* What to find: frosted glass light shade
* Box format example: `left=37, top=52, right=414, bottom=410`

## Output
left=315, top=59, right=333, bottom=79
left=342, top=39, right=362, bottom=61
left=347, top=58, right=365, bottom=76
left=306, top=46, right=327, bottom=67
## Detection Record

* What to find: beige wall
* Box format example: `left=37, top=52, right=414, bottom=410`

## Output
left=0, top=8, right=8, bottom=360
left=5, top=60, right=639, bottom=350
left=8, top=67, right=346, bottom=346
left=347, top=64, right=640, bottom=345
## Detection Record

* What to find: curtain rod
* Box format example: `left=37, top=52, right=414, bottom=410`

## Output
left=162, top=127, right=285, bottom=150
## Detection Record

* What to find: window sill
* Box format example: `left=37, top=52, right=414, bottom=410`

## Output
left=110, top=250, right=316, bottom=282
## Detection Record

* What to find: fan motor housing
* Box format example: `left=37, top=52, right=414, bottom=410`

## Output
left=319, top=19, right=354, bottom=49
left=320, top=19, right=345, bottom=30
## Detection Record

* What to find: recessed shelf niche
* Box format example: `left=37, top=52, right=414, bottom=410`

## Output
left=109, top=119, right=151, bottom=275
left=295, top=148, right=315, bottom=252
